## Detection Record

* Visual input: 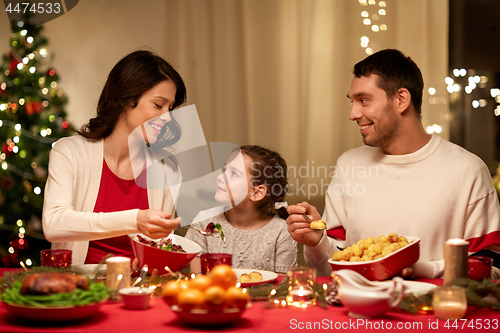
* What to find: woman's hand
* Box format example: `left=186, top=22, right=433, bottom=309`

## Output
left=136, top=210, right=181, bottom=239
left=286, top=202, right=323, bottom=247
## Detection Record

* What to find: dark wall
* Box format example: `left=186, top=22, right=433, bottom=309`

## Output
left=449, top=0, right=500, bottom=172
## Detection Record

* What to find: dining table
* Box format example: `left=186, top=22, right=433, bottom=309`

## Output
left=0, top=268, right=499, bottom=333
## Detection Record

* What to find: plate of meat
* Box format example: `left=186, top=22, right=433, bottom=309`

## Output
left=3, top=300, right=107, bottom=322
left=1, top=272, right=108, bottom=322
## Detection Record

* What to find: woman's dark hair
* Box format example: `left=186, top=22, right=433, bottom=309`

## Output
left=239, top=145, right=288, bottom=218
left=76, top=50, right=187, bottom=169
left=353, top=48, right=424, bottom=114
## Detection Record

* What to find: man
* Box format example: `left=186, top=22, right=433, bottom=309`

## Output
left=287, top=49, right=500, bottom=278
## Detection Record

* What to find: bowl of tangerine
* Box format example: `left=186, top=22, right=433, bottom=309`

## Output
left=162, top=264, right=250, bottom=326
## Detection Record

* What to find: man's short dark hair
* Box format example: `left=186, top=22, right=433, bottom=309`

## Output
left=353, top=49, right=424, bottom=114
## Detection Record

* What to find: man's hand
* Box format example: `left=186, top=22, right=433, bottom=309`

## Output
left=401, top=266, right=414, bottom=279
left=286, top=202, right=324, bottom=246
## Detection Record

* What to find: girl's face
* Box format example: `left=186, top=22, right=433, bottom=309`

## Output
left=215, top=151, right=254, bottom=207
left=122, top=80, right=177, bottom=144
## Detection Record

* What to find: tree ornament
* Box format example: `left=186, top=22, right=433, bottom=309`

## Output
left=1, top=176, right=15, bottom=190
left=1, top=144, right=13, bottom=157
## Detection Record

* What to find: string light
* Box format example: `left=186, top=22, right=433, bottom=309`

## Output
left=359, top=0, right=387, bottom=54
left=426, top=124, right=442, bottom=134
left=491, top=89, right=500, bottom=98
left=0, top=119, right=57, bottom=144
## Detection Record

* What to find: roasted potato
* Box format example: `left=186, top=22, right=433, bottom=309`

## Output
left=331, top=233, right=413, bottom=262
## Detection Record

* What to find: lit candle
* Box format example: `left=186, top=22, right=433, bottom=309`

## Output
left=444, top=239, right=469, bottom=285
left=106, top=257, right=131, bottom=301
left=286, top=267, right=317, bottom=307
left=432, top=286, right=467, bottom=320
left=433, top=301, right=467, bottom=320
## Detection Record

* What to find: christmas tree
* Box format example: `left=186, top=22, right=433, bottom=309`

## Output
left=0, top=15, right=73, bottom=267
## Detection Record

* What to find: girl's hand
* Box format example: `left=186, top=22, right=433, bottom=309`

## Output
left=136, top=209, right=181, bottom=239
left=132, top=258, right=159, bottom=277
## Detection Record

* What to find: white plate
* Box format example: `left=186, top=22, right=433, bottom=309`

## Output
left=233, top=268, right=278, bottom=287
left=72, top=264, right=107, bottom=276
left=373, top=280, right=436, bottom=295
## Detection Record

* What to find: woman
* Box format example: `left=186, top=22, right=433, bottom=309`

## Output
left=42, top=50, right=187, bottom=265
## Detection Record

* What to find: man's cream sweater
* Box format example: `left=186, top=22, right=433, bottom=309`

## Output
left=305, top=135, right=500, bottom=278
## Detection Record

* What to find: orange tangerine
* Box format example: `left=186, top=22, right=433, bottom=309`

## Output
left=189, top=274, right=213, bottom=291
left=161, top=280, right=189, bottom=306
left=210, top=264, right=237, bottom=289
left=177, top=288, right=205, bottom=311
left=203, top=285, right=226, bottom=311
left=225, top=286, right=250, bottom=310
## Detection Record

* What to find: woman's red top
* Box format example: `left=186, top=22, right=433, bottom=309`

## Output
left=85, top=159, right=148, bottom=264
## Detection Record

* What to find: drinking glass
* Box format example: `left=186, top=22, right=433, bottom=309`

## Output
left=200, top=253, right=232, bottom=274
left=468, top=256, right=492, bottom=281
left=40, top=249, right=72, bottom=267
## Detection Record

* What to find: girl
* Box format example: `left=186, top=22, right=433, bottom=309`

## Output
left=186, top=145, right=297, bottom=273
left=42, top=50, right=186, bottom=265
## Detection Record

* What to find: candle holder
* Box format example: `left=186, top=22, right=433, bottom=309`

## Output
left=200, top=253, right=232, bottom=274
left=286, top=266, right=316, bottom=307
left=40, top=249, right=72, bottom=268
left=432, top=285, right=467, bottom=320
left=468, top=256, right=492, bottom=281
left=106, top=256, right=131, bottom=301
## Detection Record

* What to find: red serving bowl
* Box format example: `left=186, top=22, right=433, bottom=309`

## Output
left=328, top=236, right=420, bottom=281
left=129, top=233, right=201, bottom=274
